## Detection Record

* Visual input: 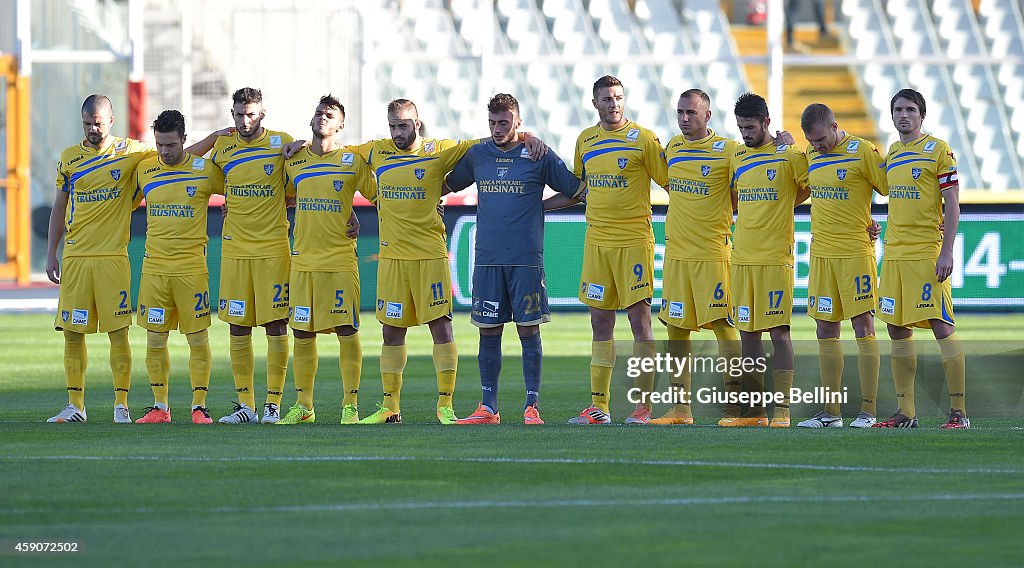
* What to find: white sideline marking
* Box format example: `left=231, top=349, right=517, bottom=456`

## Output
left=4, top=454, right=1023, bottom=475
left=4, top=493, right=1024, bottom=515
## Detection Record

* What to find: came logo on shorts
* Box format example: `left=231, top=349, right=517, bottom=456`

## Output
left=668, top=301, right=684, bottom=319
left=147, top=307, right=166, bottom=325
left=586, top=283, right=605, bottom=301
left=737, top=306, right=750, bottom=323
left=228, top=300, right=246, bottom=318
left=817, top=296, right=833, bottom=314
left=477, top=300, right=500, bottom=319
left=880, top=297, right=896, bottom=315
left=293, top=306, right=311, bottom=323
left=71, top=309, right=89, bottom=326
left=385, top=302, right=403, bottom=319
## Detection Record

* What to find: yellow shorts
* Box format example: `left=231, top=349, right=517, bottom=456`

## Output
left=578, top=241, right=654, bottom=310
left=658, top=259, right=732, bottom=330
left=376, top=258, right=452, bottom=328
left=218, top=256, right=291, bottom=327
left=55, top=256, right=132, bottom=334
left=731, top=264, right=793, bottom=332
left=289, top=269, right=360, bottom=332
left=137, top=273, right=212, bottom=334
left=877, top=258, right=954, bottom=328
left=807, top=255, right=877, bottom=322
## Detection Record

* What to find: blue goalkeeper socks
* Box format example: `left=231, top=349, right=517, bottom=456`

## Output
left=520, top=333, right=542, bottom=408
left=478, top=334, right=502, bottom=412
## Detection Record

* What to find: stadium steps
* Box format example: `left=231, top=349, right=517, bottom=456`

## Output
left=729, top=25, right=878, bottom=142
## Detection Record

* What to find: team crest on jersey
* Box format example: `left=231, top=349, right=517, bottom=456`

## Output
left=617, top=158, right=628, bottom=170
left=110, top=169, right=121, bottom=181
left=61, top=310, right=70, bottom=322
left=766, top=169, right=777, bottom=181
left=497, top=167, right=508, bottom=179
left=192, top=157, right=205, bottom=170
left=186, top=186, right=197, bottom=197
left=424, top=141, right=436, bottom=153
left=264, top=164, right=274, bottom=176
left=808, top=296, right=816, bottom=309
left=269, top=135, right=283, bottom=149
left=333, top=180, right=344, bottom=192
left=415, top=168, right=426, bottom=180
left=775, top=144, right=788, bottom=153
left=846, top=140, right=860, bottom=154
left=836, top=169, right=847, bottom=181
left=626, top=129, right=640, bottom=142
left=701, top=165, right=711, bottom=177
left=219, top=299, right=227, bottom=311
left=912, top=168, right=922, bottom=179
left=923, top=141, right=936, bottom=153
left=148, top=307, right=166, bottom=325
left=712, top=140, right=727, bottom=152
left=342, top=152, right=354, bottom=165
left=377, top=299, right=385, bottom=311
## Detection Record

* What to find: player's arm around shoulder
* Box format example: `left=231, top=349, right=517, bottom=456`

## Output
left=642, top=127, right=669, bottom=188
left=863, top=139, right=889, bottom=196
left=790, top=146, right=811, bottom=205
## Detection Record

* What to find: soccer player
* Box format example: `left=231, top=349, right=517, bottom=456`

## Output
left=569, top=75, right=669, bottom=425
left=132, top=110, right=224, bottom=424
left=728, top=93, right=810, bottom=428
left=654, top=88, right=743, bottom=425
left=276, top=95, right=376, bottom=425
left=795, top=104, right=888, bottom=429
left=210, top=87, right=295, bottom=424
left=46, top=95, right=227, bottom=424
left=443, top=93, right=585, bottom=425
left=874, top=88, right=967, bottom=429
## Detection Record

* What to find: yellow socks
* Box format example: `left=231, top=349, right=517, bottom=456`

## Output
left=633, top=340, right=656, bottom=411
left=266, top=334, right=289, bottom=407
left=891, top=337, right=917, bottom=418
left=108, top=327, right=132, bottom=407
left=713, top=320, right=742, bottom=418
left=146, top=331, right=170, bottom=406
left=339, top=333, right=362, bottom=407
left=665, top=326, right=692, bottom=417
left=64, top=331, right=87, bottom=410
left=293, top=337, right=318, bottom=409
left=380, top=344, right=407, bottom=412
left=229, top=334, right=256, bottom=409
left=590, top=340, right=615, bottom=413
left=938, top=332, right=966, bottom=412
left=186, top=330, right=212, bottom=408
left=856, top=335, right=879, bottom=416
left=743, top=369, right=767, bottom=418
left=818, top=337, right=844, bottom=416
left=433, top=342, right=458, bottom=409
left=772, top=369, right=795, bottom=420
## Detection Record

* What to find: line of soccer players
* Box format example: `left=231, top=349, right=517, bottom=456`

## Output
left=45, top=77, right=967, bottom=429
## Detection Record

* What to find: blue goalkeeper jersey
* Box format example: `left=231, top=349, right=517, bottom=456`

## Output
left=446, top=141, right=583, bottom=267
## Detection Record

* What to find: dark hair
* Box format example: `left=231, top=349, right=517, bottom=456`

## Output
left=487, top=93, right=520, bottom=116
left=152, top=109, right=186, bottom=137
left=680, top=88, right=711, bottom=107
left=592, top=75, right=624, bottom=98
left=800, top=103, right=835, bottom=131
left=387, top=98, right=418, bottom=117
left=81, top=94, right=113, bottom=115
left=319, top=94, right=345, bottom=117
left=734, top=92, right=769, bottom=122
left=890, top=88, right=927, bottom=118
left=232, top=87, right=263, bottom=105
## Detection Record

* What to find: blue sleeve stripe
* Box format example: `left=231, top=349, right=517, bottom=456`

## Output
left=79, top=154, right=105, bottom=168
left=580, top=146, right=641, bottom=164
left=293, top=170, right=355, bottom=189
left=667, top=156, right=725, bottom=166
left=807, top=157, right=859, bottom=173
left=731, top=158, right=787, bottom=185
left=886, top=157, right=936, bottom=173
left=142, top=175, right=207, bottom=197
left=374, top=156, right=438, bottom=177
left=68, top=156, right=130, bottom=185
left=222, top=153, right=281, bottom=176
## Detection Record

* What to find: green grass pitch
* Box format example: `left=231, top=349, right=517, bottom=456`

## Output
left=1, top=312, right=1023, bottom=566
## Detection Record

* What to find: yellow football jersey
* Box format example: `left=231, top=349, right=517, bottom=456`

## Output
left=730, top=142, right=809, bottom=266
left=806, top=134, right=888, bottom=258
left=883, top=135, right=958, bottom=260
left=664, top=131, right=738, bottom=261
left=54, top=137, right=155, bottom=258
left=133, top=153, right=224, bottom=276
left=351, top=137, right=474, bottom=260
left=284, top=146, right=377, bottom=272
left=211, top=129, right=294, bottom=259
left=573, top=120, right=669, bottom=247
